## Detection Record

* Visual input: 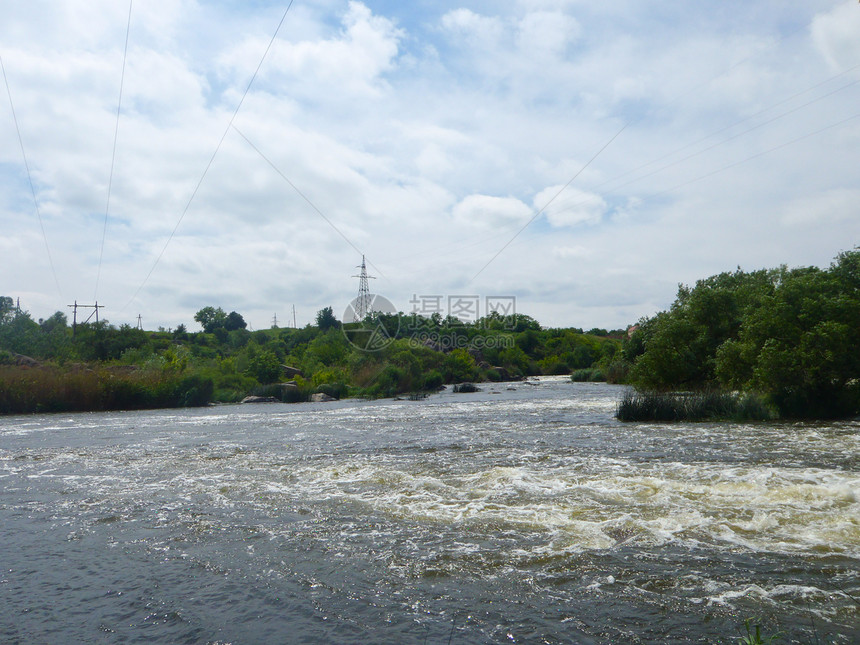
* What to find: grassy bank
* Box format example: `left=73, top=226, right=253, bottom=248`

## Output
left=0, top=365, right=213, bottom=414
left=616, top=390, right=776, bottom=422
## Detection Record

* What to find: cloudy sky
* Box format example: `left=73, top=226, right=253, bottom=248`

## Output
left=2, top=0, right=859, bottom=331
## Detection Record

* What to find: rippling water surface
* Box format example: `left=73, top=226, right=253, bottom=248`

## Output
left=1, top=378, right=858, bottom=643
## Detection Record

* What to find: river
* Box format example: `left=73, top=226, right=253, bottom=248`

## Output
left=0, top=378, right=858, bottom=644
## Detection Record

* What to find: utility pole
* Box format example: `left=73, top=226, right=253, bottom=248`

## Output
left=68, top=301, right=78, bottom=337
left=67, top=301, right=105, bottom=337
left=351, top=255, right=376, bottom=322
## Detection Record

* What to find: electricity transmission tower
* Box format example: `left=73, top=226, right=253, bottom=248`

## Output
left=351, top=255, right=375, bottom=322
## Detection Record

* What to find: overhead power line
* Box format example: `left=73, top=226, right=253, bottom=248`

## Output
left=469, top=124, right=627, bottom=283
left=230, top=124, right=385, bottom=279
left=123, top=0, right=296, bottom=312
left=1, top=53, right=63, bottom=298
left=95, top=0, right=134, bottom=302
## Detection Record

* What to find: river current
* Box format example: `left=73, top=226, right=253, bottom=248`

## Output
left=0, top=378, right=858, bottom=644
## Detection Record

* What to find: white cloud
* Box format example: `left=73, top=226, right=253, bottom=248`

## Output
left=551, top=245, right=592, bottom=259
left=536, top=186, right=607, bottom=228
left=2, top=0, right=859, bottom=331
left=516, top=11, right=581, bottom=60
left=452, top=194, right=532, bottom=229
left=220, top=1, right=403, bottom=98
left=812, top=3, right=860, bottom=71
left=781, top=188, right=860, bottom=227
left=441, top=9, right=505, bottom=47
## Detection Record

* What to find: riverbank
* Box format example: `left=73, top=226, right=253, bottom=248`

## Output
left=0, top=364, right=212, bottom=414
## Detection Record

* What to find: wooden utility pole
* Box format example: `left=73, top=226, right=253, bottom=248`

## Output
left=67, top=301, right=105, bottom=337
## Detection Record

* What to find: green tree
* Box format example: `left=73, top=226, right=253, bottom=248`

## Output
left=246, top=349, right=282, bottom=384
left=39, top=311, right=68, bottom=333
left=443, top=348, right=479, bottom=382
left=194, top=306, right=227, bottom=333
left=715, top=258, right=860, bottom=417
left=0, top=296, right=16, bottom=324
left=316, top=306, right=340, bottom=331
left=629, top=250, right=860, bottom=417
left=630, top=268, right=778, bottom=390
left=224, top=311, right=247, bottom=331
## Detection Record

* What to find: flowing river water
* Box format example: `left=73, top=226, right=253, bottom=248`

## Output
left=0, top=378, right=858, bottom=644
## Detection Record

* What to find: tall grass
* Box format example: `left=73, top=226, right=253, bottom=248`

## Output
left=0, top=365, right=213, bottom=414
left=570, top=368, right=606, bottom=382
left=616, top=390, right=776, bottom=422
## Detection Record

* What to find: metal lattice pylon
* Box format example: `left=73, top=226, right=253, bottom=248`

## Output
left=352, top=255, right=375, bottom=321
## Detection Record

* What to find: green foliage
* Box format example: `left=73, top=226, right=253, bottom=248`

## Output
left=245, top=349, right=281, bottom=384
left=737, top=617, right=782, bottom=644
left=1, top=295, right=621, bottom=412
left=421, top=369, right=444, bottom=390
left=224, top=311, right=247, bottom=331
left=194, top=306, right=227, bottom=333
left=571, top=368, right=606, bottom=382
left=0, top=296, right=15, bottom=323
left=443, top=348, right=479, bottom=383
left=316, top=306, right=340, bottom=331
left=627, top=250, right=860, bottom=418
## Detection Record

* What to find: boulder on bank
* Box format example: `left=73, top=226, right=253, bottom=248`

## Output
left=281, top=365, right=303, bottom=378
left=491, top=366, right=511, bottom=381
left=7, top=352, right=39, bottom=367
left=241, top=395, right=278, bottom=404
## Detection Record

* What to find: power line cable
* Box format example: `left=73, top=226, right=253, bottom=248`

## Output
left=230, top=124, right=385, bottom=279
left=123, top=0, right=295, bottom=312
left=465, top=12, right=821, bottom=283
left=95, top=0, right=133, bottom=302
left=1, top=52, right=63, bottom=298
left=527, top=109, right=860, bottom=229
left=649, top=110, right=860, bottom=200
left=469, top=124, right=627, bottom=283
left=589, top=62, right=860, bottom=199
left=588, top=76, right=860, bottom=201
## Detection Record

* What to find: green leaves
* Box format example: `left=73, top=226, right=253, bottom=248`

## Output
left=629, top=249, right=860, bottom=418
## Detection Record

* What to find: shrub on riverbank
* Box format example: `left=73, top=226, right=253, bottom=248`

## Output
left=616, top=390, right=776, bottom=422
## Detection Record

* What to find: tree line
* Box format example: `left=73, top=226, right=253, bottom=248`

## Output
left=0, top=296, right=623, bottom=413
left=620, top=248, right=860, bottom=419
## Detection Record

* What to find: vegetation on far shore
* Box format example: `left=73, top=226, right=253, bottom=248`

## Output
left=4, top=247, right=858, bottom=419
left=0, top=299, right=624, bottom=414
